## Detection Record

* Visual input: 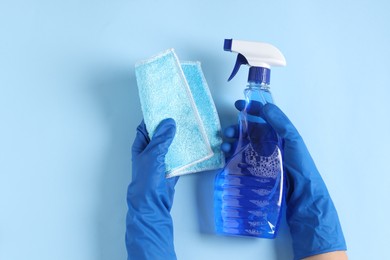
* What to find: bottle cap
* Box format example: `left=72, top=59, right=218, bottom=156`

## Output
left=224, top=39, right=286, bottom=84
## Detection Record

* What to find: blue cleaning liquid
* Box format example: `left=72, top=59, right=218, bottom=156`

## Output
left=214, top=84, right=285, bottom=238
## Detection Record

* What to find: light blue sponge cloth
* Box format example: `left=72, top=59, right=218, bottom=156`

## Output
left=135, top=49, right=224, bottom=177
left=180, top=62, right=224, bottom=176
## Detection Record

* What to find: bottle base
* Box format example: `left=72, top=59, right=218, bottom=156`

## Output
left=215, top=226, right=277, bottom=239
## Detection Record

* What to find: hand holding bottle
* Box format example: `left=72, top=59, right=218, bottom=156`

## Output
left=223, top=100, right=347, bottom=259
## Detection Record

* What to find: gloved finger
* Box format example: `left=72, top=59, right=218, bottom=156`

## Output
left=222, top=124, right=239, bottom=158
left=132, top=120, right=150, bottom=157
left=146, top=118, right=176, bottom=159
left=221, top=142, right=232, bottom=153
left=235, top=99, right=267, bottom=117
left=222, top=141, right=239, bottom=161
left=223, top=124, right=239, bottom=138
left=261, top=103, right=301, bottom=142
left=234, top=99, right=245, bottom=111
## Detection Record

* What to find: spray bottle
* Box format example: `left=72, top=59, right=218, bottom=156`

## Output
left=214, top=39, right=286, bottom=238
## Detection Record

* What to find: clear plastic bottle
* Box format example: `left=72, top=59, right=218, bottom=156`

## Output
left=214, top=39, right=286, bottom=238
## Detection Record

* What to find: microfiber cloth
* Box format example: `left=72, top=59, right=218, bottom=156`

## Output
left=135, top=49, right=224, bottom=178
left=180, top=62, right=224, bottom=175
left=135, top=49, right=212, bottom=177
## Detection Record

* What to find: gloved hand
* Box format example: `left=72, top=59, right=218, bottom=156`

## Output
left=126, top=119, right=178, bottom=260
left=223, top=101, right=347, bottom=260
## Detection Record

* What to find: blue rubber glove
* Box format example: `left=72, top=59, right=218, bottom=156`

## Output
left=223, top=101, right=347, bottom=260
left=126, top=119, right=178, bottom=260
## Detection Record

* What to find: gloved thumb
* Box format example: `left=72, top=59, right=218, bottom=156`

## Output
left=132, top=120, right=150, bottom=158
left=261, top=103, right=301, bottom=142
left=146, top=118, right=176, bottom=159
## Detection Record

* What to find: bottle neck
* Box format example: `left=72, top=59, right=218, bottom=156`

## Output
left=245, top=82, right=274, bottom=105
left=247, top=82, right=270, bottom=90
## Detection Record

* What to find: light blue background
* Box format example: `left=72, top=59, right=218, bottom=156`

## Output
left=1, top=1, right=389, bottom=259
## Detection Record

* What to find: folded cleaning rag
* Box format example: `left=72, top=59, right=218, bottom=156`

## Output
left=135, top=49, right=224, bottom=177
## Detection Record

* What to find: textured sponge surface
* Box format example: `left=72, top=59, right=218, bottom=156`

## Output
left=178, top=62, right=224, bottom=176
left=135, top=49, right=213, bottom=176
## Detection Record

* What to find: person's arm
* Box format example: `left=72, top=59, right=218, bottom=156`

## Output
left=303, top=251, right=348, bottom=260
left=126, top=119, right=178, bottom=260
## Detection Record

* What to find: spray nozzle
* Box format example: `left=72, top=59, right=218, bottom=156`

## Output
left=224, top=39, right=286, bottom=84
